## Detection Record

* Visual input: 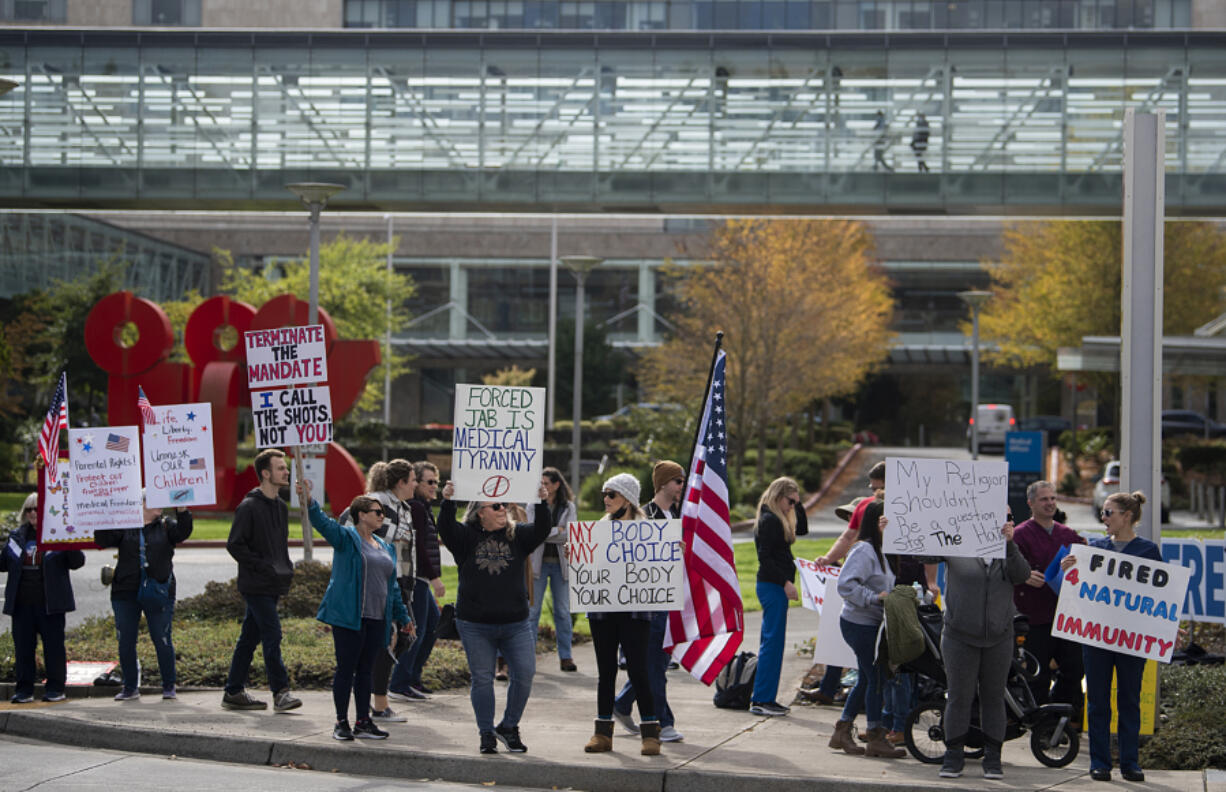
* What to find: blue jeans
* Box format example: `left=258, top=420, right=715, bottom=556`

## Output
left=614, top=611, right=674, bottom=728
left=881, top=671, right=914, bottom=732
left=332, top=618, right=385, bottom=722
left=840, top=617, right=885, bottom=728
left=391, top=579, right=439, bottom=691
left=10, top=603, right=66, bottom=698
left=528, top=559, right=573, bottom=659
left=112, top=596, right=177, bottom=691
left=817, top=665, right=844, bottom=697
left=752, top=581, right=788, bottom=705
left=224, top=594, right=289, bottom=695
left=1084, top=646, right=1146, bottom=773
left=456, top=617, right=537, bottom=734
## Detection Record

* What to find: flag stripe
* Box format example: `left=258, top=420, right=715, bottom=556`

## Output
left=38, top=373, right=67, bottom=482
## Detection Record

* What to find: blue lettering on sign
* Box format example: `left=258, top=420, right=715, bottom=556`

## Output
left=1206, top=543, right=1225, bottom=621
left=259, top=391, right=274, bottom=409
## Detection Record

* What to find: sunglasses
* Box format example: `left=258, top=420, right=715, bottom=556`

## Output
left=673, top=478, right=684, bottom=485
left=1101, top=508, right=1115, bottom=518
left=785, top=495, right=800, bottom=507
left=602, top=491, right=620, bottom=500
left=423, top=479, right=438, bottom=486
left=485, top=503, right=506, bottom=511
left=23, top=507, right=36, bottom=513
left=366, top=508, right=384, bottom=516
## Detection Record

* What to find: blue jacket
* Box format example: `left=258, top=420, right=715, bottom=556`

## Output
left=1089, top=534, right=1162, bottom=563
left=2, top=523, right=86, bottom=615
left=308, top=501, right=411, bottom=645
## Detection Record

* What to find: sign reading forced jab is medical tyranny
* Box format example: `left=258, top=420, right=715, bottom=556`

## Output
left=566, top=519, right=684, bottom=612
left=882, top=456, right=1010, bottom=558
left=451, top=384, right=545, bottom=503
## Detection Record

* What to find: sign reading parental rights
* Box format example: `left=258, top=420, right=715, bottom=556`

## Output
left=1053, top=544, right=1190, bottom=663
left=883, top=456, right=1010, bottom=558
left=142, top=402, right=216, bottom=508
left=250, top=386, right=333, bottom=448
left=566, top=519, right=684, bottom=612
left=68, top=426, right=143, bottom=532
left=244, top=324, right=328, bottom=388
left=451, top=384, right=545, bottom=502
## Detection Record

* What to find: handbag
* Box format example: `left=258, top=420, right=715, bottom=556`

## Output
left=136, top=527, right=174, bottom=609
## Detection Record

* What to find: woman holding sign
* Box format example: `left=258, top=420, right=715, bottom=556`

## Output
left=1061, top=491, right=1160, bottom=784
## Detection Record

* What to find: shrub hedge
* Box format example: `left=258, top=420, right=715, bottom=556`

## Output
left=1140, top=664, right=1226, bottom=770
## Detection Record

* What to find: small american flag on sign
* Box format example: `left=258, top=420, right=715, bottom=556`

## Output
left=105, top=433, right=129, bottom=453
left=189, top=458, right=206, bottom=470
left=137, top=386, right=157, bottom=430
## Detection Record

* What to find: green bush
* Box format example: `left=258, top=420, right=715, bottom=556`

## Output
left=176, top=560, right=333, bottom=622
left=1177, top=443, right=1226, bottom=478
left=741, top=448, right=830, bottom=493
left=578, top=465, right=652, bottom=512
left=1140, top=664, right=1226, bottom=770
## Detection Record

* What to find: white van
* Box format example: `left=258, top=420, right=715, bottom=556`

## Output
left=967, top=404, right=1014, bottom=452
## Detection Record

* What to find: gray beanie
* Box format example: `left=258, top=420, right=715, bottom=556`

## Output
left=603, top=472, right=641, bottom=507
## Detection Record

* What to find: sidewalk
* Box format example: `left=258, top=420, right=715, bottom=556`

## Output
left=0, top=610, right=1212, bottom=792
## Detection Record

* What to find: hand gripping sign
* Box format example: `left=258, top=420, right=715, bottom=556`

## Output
left=451, top=384, right=545, bottom=503
left=566, top=519, right=684, bottom=613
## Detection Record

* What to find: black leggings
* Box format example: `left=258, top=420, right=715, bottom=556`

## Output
left=332, top=617, right=385, bottom=722
left=591, top=614, right=654, bottom=721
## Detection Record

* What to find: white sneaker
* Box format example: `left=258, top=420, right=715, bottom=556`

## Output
left=613, top=709, right=640, bottom=734
left=659, top=725, right=684, bottom=742
left=371, top=707, right=408, bottom=723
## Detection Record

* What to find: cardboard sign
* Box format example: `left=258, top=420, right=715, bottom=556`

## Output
left=795, top=558, right=839, bottom=613
left=883, top=456, right=1010, bottom=558
left=1052, top=544, right=1191, bottom=663
left=68, top=426, right=143, bottom=532
left=39, top=458, right=75, bottom=546
left=794, top=560, right=859, bottom=669
left=244, top=324, right=328, bottom=388
left=65, top=661, right=117, bottom=687
left=451, top=384, right=545, bottom=502
left=142, top=402, right=216, bottom=508
left=250, top=386, right=333, bottom=448
left=1161, top=538, right=1226, bottom=624
left=290, top=453, right=326, bottom=509
left=566, top=518, right=684, bottom=613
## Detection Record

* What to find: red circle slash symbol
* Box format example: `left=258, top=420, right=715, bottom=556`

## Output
left=482, top=475, right=511, bottom=498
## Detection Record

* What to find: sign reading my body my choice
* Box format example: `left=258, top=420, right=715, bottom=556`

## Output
left=883, top=456, right=1010, bottom=558
left=451, top=384, right=545, bottom=503
left=566, top=518, right=684, bottom=612
left=244, top=324, right=329, bottom=388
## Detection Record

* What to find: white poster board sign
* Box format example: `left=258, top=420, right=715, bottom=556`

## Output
left=883, top=456, right=1009, bottom=558
left=250, top=386, right=333, bottom=448
left=795, top=559, right=859, bottom=669
left=68, top=426, right=143, bottom=532
left=1052, top=544, right=1190, bottom=663
left=39, top=460, right=75, bottom=545
left=244, top=324, right=328, bottom=388
left=451, top=384, right=545, bottom=502
left=566, top=519, right=684, bottom=613
left=290, top=453, right=326, bottom=509
left=142, top=402, right=216, bottom=508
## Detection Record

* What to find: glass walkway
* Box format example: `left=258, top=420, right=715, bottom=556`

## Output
left=0, top=28, right=1223, bottom=214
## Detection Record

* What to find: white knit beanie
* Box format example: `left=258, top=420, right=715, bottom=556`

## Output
left=603, top=472, right=641, bottom=507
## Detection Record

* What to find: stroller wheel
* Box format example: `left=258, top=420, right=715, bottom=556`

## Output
left=904, top=702, right=947, bottom=764
left=1030, top=715, right=1080, bottom=768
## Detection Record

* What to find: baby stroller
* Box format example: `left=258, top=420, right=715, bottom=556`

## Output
left=901, top=604, right=1080, bottom=768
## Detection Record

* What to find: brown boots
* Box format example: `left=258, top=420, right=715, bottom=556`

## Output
left=640, top=721, right=661, bottom=756
left=864, top=727, right=906, bottom=758
left=829, top=719, right=865, bottom=754
left=584, top=719, right=614, bottom=752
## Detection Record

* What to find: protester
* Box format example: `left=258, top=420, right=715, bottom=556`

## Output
left=912, top=511, right=1030, bottom=779
left=528, top=466, right=579, bottom=672
left=366, top=459, right=417, bottom=723
left=750, top=476, right=806, bottom=718
left=585, top=472, right=662, bottom=756
left=95, top=496, right=194, bottom=701
left=613, top=460, right=685, bottom=742
left=830, top=499, right=904, bottom=759
left=3, top=492, right=85, bottom=703
left=301, top=480, right=413, bottom=741
left=1013, top=480, right=1086, bottom=722
left=1061, top=491, right=1158, bottom=783
left=390, top=461, right=446, bottom=701
left=437, top=479, right=551, bottom=755
left=221, top=448, right=302, bottom=712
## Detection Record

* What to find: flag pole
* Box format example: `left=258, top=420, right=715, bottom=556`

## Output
left=682, top=330, right=723, bottom=501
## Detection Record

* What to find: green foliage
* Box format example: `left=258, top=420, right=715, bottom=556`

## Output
left=1058, top=471, right=1080, bottom=496
left=740, top=448, right=831, bottom=493
left=546, top=321, right=630, bottom=421
left=577, top=466, right=652, bottom=512
left=1141, top=664, right=1226, bottom=770
left=176, top=560, right=332, bottom=622
left=1177, top=443, right=1226, bottom=478
left=1059, top=427, right=1114, bottom=460
left=609, top=405, right=696, bottom=472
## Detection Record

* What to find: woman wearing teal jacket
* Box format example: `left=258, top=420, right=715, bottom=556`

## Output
left=301, top=480, right=413, bottom=742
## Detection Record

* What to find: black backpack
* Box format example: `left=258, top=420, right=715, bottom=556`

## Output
left=712, top=651, right=757, bottom=710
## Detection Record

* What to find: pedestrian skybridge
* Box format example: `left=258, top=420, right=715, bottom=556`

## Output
left=1, top=28, right=1224, bottom=215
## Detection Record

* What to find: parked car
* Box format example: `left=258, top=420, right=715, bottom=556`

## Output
left=1018, top=415, right=1072, bottom=447
left=1092, top=460, right=1170, bottom=524
left=967, top=403, right=1014, bottom=453
left=1160, top=410, right=1226, bottom=439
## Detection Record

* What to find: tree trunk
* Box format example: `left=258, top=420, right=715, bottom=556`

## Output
left=756, top=423, right=767, bottom=488
left=806, top=402, right=816, bottom=450
left=822, top=398, right=834, bottom=443
left=775, top=418, right=786, bottom=478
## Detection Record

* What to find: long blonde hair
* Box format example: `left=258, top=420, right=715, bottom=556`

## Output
left=463, top=502, right=518, bottom=539
left=757, top=477, right=800, bottom=544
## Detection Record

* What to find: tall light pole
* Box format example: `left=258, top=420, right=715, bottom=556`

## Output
left=959, top=290, right=992, bottom=460
left=561, top=255, right=603, bottom=494
left=285, top=182, right=346, bottom=562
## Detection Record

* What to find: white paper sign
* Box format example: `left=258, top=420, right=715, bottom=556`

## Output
left=795, top=558, right=839, bottom=613
left=142, top=402, right=216, bottom=508
left=814, top=575, right=861, bottom=669
left=1052, top=544, right=1191, bottom=663
left=40, top=459, right=75, bottom=545
left=250, top=386, right=333, bottom=448
left=290, top=454, right=326, bottom=509
left=451, top=384, right=545, bottom=502
left=883, top=456, right=1010, bottom=558
left=566, top=519, right=684, bottom=613
left=68, top=426, right=143, bottom=532
left=244, top=324, right=328, bottom=388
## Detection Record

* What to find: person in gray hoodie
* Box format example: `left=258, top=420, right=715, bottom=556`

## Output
left=912, top=511, right=1031, bottom=780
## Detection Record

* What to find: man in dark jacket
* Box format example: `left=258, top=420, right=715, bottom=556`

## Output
left=389, top=461, right=445, bottom=701
left=221, top=448, right=302, bottom=712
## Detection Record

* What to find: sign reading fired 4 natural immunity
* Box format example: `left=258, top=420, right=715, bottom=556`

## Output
left=883, top=456, right=1010, bottom=558
left=451, top=384, right=545, bottom=503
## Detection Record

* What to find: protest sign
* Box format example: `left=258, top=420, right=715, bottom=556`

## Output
left=794, top=560, right=859, bottom=668
left=68, top=426, right=143, bottom=532
left=1161, top=538, right=1226, bottom=624
left=1053, top=544, right=1191, bottom=663
left=883, top=456, right=1009, bottom=558
left=142, top=402, right=216, bottom=508
left=244, top=324, right=328, bottom=388
left=795, top=558, right=839, bottom=613
left=250, top=386, right=333, bottom=448
left=451, top=384, right=545, bottom=502
left=290, top=451, right=326, bottom=509
left=39, top=457, right=75, bottom=546
left=566, top=518, right=684, bottom=613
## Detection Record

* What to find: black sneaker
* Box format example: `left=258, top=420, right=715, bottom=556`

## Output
left=749, top=701, right=790, bottom=716
left=273, top=689, right=302, bottom=712
left=221, top=690, right=267, bottom=710
left=333, top=720, right=355, bottom=741
left=480, top=731, right=498, bottom=754
left=495, top=724, right=527, bottom=753
left=353, top=717, right=389, bottom=740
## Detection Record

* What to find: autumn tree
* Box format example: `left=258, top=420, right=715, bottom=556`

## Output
left=640, top=219, right=894, bottom=482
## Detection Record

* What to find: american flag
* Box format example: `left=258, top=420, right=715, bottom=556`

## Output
left=189, top=458, right=206, bottom=470
left=663, top=349, right=743, bottom=685
left=137, top=386, right=157, bottom=430
left=105, top=433, right=130, bottom=453
left=37, top=372, right=68, bottom=481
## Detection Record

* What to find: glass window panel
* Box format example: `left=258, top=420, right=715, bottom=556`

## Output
left=668, top=0, right=695, bottom=27
left=468, top=266, right=551, bottom=335
left=740, top=1, right=763, bottom=28
left=594, top=1, right=627, bottom=27
left=402, top=264, right=452, bottom=336
left=713, top=0, right=737, bottom=28
left=783, top=0, right=808, bottom=27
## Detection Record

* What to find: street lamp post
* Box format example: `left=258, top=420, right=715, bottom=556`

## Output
left=285, top=182, right=346, bottom=562
left=560, top=256, right=603, bottom=494
left=958, top=290, right=992, bottom=460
